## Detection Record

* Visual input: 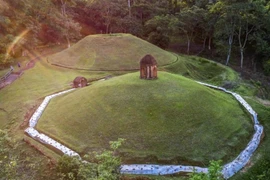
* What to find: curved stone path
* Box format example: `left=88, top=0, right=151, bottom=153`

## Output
left=24, top=81, right=264, bottom=179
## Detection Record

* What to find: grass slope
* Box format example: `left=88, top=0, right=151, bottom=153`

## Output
left=37, top=71, right=252, bottom=164
left=0, top=58, right=109, bottom=130
left=163, top=55, right=238, bottom=85
left=48, top=34, right=176, bottom=70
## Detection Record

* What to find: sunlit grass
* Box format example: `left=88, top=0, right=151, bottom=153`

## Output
left=0, top=58, right=110, bottom=130
left=163, top=55, right=238, bottom=85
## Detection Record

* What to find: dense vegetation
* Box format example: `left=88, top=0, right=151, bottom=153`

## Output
left=1, top=0, right=270, bottom=75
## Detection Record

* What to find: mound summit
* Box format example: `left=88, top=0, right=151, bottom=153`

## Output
left=48, top=33, right=176, bottom=70
left=37, top=72, right=252, bottom=164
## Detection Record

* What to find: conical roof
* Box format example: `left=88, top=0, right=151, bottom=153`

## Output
left=140, top=54, right=157, bottom=65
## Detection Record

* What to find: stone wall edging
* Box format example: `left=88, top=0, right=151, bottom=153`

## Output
left=25, top=88, right=80, bottom=157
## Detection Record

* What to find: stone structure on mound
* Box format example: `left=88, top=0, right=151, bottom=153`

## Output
left=140, top=55, right=157, bottom=79
left=73, top=76, right=87, bottom=88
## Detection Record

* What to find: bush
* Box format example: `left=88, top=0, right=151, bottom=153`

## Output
left=56, top=138, right=125, bottom=180
left=188, top=160, right=223, bottom=180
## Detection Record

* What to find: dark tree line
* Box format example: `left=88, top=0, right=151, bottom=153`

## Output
left=1, top=0, right=270, bottom=75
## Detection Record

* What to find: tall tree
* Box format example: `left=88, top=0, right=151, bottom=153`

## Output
left=145, top=14, right=178, bottom=48
left=55, top=0, right=81, bottom=47
left=176, top=6, right=205, bottom=54
left=211, top=1, right=238, bottom=65
left=87, top=0, right=127, bottom=34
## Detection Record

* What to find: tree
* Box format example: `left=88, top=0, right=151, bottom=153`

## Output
left=195, top=6, right=217, bottom=54
left=235, top=2, right=260, bottom=69
left=145, top=14, right=178, bottom=48
left=212, top=0, right=268, bottom=69
left=176, top=6, right=205, bottom=54
left=96, top=138, right=125, bottom=180
left=210, top=1, right=238, bottom=65
left=53, top=0, right=82, bottom=47
left=87, top=0, right=128, bottom=34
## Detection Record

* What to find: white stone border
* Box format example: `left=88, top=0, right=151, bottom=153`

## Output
left=24, top=82, right=264, bottom=179
left=25, top=89, right=80, bottom=157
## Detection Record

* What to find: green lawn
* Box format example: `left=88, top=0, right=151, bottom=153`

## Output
left=163, top=55, right=238, bottom=85
left=48, top=33, right=177, bottom=70
left=37, top=71, right=253, bottom=165
left=0, top=59, right=109, bottom=130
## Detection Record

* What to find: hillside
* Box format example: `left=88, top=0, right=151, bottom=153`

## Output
left=48, top=34, right=176, bottom=70
left=37, top=71, right=252, bottom=164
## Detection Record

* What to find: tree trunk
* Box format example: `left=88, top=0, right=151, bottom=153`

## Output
left=187, top=38, right=190, bottom=55
left=226, top=34, right=233, bottom=66
left=252, top=57, right=257, bottom=72
left=66, top=36, right=70, bottom=48
left=208, top=36, right=212, bottom=50
left=197, top=36, right=206, bottom=55
left=203, top=36, right=206, bottom=50
left=106, top=23, right=110, bottom=34
left=240, top=48, right=244, bottom=69
left=237, top=24, right=253, bottom=69
left=128, top=0, right=131, bottom=17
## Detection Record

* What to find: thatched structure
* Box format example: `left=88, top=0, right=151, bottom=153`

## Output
left=140, top=54, right=157, bottom=79
left=73, top=76, right=87, bottom=88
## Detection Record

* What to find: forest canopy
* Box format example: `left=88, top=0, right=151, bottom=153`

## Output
left=0, top=0, right=270, bottom=75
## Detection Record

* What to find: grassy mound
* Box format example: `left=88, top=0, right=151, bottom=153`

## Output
left=163, top=55, right=238, bottom=85
left=48, top=34, right=176, bottom=70
left=37, top=71, right=252, bottom=164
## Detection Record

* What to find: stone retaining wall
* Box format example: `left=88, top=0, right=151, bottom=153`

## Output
left=25, top=82, right=264, bottom=179
left=25, top=89, right=80, bottom=157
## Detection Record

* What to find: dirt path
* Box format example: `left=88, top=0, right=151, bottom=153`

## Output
left=0, top=73, right=21, bottom=89
left=0, top=50, right=52, bottom=90
left=0, top=60, right=36, bottom=90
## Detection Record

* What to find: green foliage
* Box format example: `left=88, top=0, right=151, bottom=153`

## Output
left=147, top=32, right=170, bottom=49
left=56, top=138, right=125, bottom=180
left=189, top=160, right=223, bottom=180
left=77, top=162, right=98, bottom=180
left=145, top=14, right=178, bottom=49
left=0, top=53, right=14, bottom=67
left=96, top=138, right=125, bottom=180
left=57, top=155, right=81, bottom=180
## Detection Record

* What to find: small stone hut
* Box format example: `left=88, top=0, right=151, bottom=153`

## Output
left=73, top=76, right=87, bottom=88
left=140, top=54, right=157, bottom=79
